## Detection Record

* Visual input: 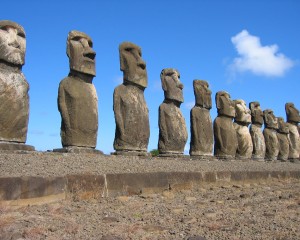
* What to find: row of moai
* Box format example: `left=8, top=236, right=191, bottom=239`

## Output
left=1, top=20, right=299, bottom=161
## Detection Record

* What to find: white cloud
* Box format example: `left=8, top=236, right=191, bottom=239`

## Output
left=185, top=101, right=194, bottom=110
left=113, top=76, right=123, bottom=85
left=229, top=30, right=294, bottom=77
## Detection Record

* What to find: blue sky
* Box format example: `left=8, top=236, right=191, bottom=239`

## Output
left=2, top=0, right=299, bottom=153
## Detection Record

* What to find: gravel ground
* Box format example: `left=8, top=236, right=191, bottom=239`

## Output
left=0, top=152, right=300, bottom=177
left=1, top=178, right=299, bottom=240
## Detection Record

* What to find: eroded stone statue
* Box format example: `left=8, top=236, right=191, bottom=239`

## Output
left=113, top=42, right=150, bottom=156
left=158, top=68, right=187, bottom=156
left=277, top=117, right=289, bottom=161
left=233, top=99, right=253, bottom=159
left=263, top=109, right=279, bottom=160
left=249, top=102, right=266, bottom=160
left=189, top=80, right=213, bottom=158
left=0, top=20, right=34, bottom=151
left=213, top=91, right=237, bottom=159
left=285, top=102, right=300, bottom=160
left=56, top=30, right=100, bottom=153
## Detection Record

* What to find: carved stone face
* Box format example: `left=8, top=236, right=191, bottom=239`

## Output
left=0, top=20, right=26, bottom=66
left=119, top=42, right=147, bottom=88
left=161, top=68, right=184, bottom=103
left=285, top=102, right=300, bottom=124
left=67, top=30, right=96, bottom=76
left=249, top=101, right=264, bottom=125
left=193, top=80, right=212, bottom=109
left=277, top=117, right=289, bottom=134
left=263, top=109, right=278, bottom=129
left=216, top=91, right=235, bottom=118
left=234, top=99, right=251, bottom=124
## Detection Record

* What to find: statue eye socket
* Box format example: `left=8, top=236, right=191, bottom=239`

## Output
left=17, top=31, right=25, bottom=38
left=0, top=26, right=9, bottom=32
left=125, top=48, right=132, bottom=52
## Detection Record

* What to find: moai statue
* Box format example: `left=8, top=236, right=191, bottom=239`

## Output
left=0, top=20, right=34, bottom=151
left=189, top=80, right=213, bottom=159
left=113, top=42, right=150, bottom=156
left=276, top=117, right=289, bottom=161
left=233, top=99, right=253, bottom=159
left=249, top=102, right=266, bottom=160
left=263, top=109, right=279, bottom=161
left=55, top=30, right=101, bottom=153
left=213, top=91, right=237, bottom=159
left=158, top=68, right=188, bottom=157
left=285, top=103, right=300, bottom=160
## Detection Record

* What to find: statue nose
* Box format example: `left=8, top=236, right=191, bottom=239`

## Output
left=177, top=82, right=184, bottom=90
left=137, top=60, right=146, bottom=70
left=7, top=28, right=20, bottom=49
left=84, top=48, right=96, bottom=60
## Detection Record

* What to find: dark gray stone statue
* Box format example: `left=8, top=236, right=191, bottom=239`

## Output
left=213, top=91, right=237, bottom=159
left=56, top=30, right=100, bottom=153
left=249, top=101, right=266, bottom=160
left=233, top=99, right=253, bottom=159
left=189, top=80, right=213, bottom=158
left=113, top=42, right=150, bottom=156
left=0, top=20, right=34, bottom=151
left=158, top=68, right=188, bottom=157
left=263, top=109, right=279, bottom=161
left=276, top=117, right=289, bottom=161
left=285, top=102, right=300, bottom=160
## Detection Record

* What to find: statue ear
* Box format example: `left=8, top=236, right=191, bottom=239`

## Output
left=216, top=93, right=221, bottom=110
left=119, top=52, right=125, bottom=71
left=160, top=69, right=167, bottom=91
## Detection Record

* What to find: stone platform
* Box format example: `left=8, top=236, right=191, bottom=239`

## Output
left=0, top=142, right=35, bottom=151
left=0, top=153, right=299, bottom=206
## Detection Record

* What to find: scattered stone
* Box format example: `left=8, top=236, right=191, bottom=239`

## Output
left=101, top=235, right=123, bottom=240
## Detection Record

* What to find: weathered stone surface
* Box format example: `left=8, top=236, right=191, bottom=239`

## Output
left=53, top=146, right=103, bottom=154
left=233, top=99, right=253, bottom=159
left=0, top=20, right=33, bottom=149
left=0, top=142, right=34, bottom=151
left=58, top=30, right=98, bottom=148
left=277, top=117, right=289, bottom=161
left=190, top=80, right=213, bottom=157
left=158, top=68, right=187, bottom=156
left=213, top=91, right=237, bottom=159
left=285, top=103, right=300, bottom=159
left=113, top=42, right=150, bottom=155
left=263, top=109, right=279, bottom=161
left=249, top=101, right=266, bottom=160
left=0, top=176, right=65, bottom=201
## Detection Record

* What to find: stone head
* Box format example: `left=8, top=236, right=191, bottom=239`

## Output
left=67, top=30, right=96, bottom=76
left=285, top=102, right=300, bottom=124
left=193, top=80, right=212, bottom=109
left=249, top=101, right=264, bottom=126
left=0, top=20, right=26, bottom=66
left=277, top=117, right=289, bottom=134
left=234, top=99, right=251, bottom=125
left=161, top=68, right=184, bottom=103
left=119, top=42, right=147, bottom=88
left=263, top=109, right=278, bottom=130
left=215, top=91, right=235, bottom=118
